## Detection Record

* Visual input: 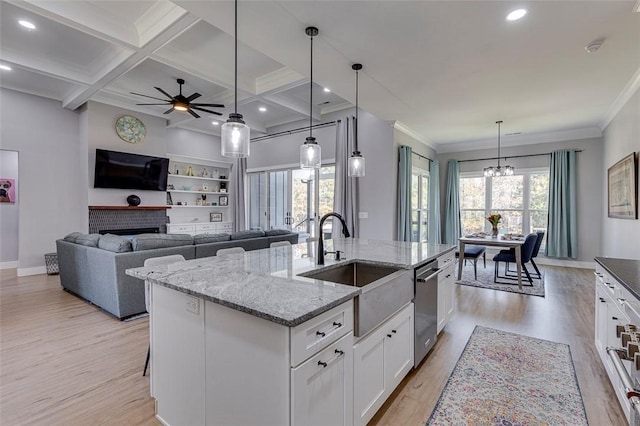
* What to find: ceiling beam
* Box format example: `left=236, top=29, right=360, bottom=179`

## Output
left=263, top=93, right=321, bottom=122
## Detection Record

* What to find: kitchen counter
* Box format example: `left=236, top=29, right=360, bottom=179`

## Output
left=126, top=238, right=454, bottom=326
left=595, top=257, right=640, bottom=300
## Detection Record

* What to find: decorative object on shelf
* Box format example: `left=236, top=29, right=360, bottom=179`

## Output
left=348, top=63, right=365, bottom=177
left=181, top=185, right=192, bottom=191
left=483, top=121, right=514, bottom=177
left=486, top=214, right=502, bottom=238
left=201, top=194, right=207, bottom=202
left=220, top=180, right=227, bottom=192
left=608, top=152, right=638, bottom=219
left=201, top=185, right=208, bottom=191
left=210, top=212, right=223, bottom=222
left=126, top=194, right=141, bottom=207
left=166, top=192, right=173, bottom=206
left=115, top=115, right=146, bottom=144
left=212, top=169, right=219, bottom=179
left=221, top=0, right=250, bottom=158
left=130, top=78, right=224, bottom=118
left=202, top=168, right=208, bottom=178
left=185, top=166, right=194, bottom=176
left=219, top=195, right=228, bottom=206
left=196, top=198, right=202, bottom=206
left=167, top=184, right=175, bottom=190
left=300, top=27, right=321, bottom=169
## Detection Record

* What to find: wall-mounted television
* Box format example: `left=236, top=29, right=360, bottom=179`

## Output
left=94, top=149, right=169, bottom=191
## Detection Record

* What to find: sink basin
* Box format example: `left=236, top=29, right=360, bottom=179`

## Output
left=299, top=261, right=413, bottom=337
left=300, top=261, right=403, bottom=288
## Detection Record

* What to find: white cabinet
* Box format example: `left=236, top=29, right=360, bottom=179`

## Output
left=166, top=154, right=233, bottom=228
left=353, top=303, right=414, bottom=426
left=167, top=221, right=233, bottom=236
left=291, top=333, right=353, bottom=426
left=437, top=251, right=456, bottom=333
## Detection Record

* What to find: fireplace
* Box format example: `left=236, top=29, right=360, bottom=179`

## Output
left=88, top=206, right=170, bottom=234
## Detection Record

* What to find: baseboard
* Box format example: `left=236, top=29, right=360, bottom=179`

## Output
left=17, top=265, right=47, bottom=277
left=0, top=261, right=19, bottom=270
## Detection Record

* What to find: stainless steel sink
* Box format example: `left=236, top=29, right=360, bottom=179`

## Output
left=299, top=261, right=413, bottom=337
left=299, top=261, right=403, bottom=288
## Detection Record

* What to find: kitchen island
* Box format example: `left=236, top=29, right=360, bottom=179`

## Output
left=127, top=238, right=454, bottom=426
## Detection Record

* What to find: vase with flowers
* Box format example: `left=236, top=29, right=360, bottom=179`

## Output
left=487, top=214, right=502, bottom=238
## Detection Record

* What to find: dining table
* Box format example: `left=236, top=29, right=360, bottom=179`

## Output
left=457, top=235, right=527, bottom=289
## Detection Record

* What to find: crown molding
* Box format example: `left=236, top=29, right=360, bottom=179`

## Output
left=391, top=121, right=437, bottom=151
left=599, top=65, right=640, bottom=131
left=436, top=127, right=602, bottom=154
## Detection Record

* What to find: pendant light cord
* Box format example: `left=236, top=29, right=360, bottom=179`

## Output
left=355, top=69, right=359, bottom=152
left=309, top=34, right=313, bottom=139
left=234, top=0, right=238, bottom=115
left=497, top=120, right=501, bottom=168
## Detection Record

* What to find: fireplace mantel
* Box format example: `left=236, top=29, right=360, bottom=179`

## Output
left=89, top=206, right=171, bottom=211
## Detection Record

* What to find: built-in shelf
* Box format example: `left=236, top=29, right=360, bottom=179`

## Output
left=168, top=175, right=230, bottom=182
left=88, top=206, right=171, bottom=211
left=170, top=205, right=230, bottom=208
left=168, top=190, right=228, bottom=195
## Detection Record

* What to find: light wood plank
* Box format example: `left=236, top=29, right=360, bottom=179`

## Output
left=0, top=265, right=626, bottom=425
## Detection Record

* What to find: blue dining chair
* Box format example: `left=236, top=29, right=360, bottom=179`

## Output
left=502, top=231, right=545, bottom=279
left=492, top=233, right=538, bottom=285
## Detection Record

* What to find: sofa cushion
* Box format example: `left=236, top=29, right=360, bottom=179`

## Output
left=131, top=233, right=194, bottom=251
left=98, top=234, right=133, bottom=253
left=230, top=230, right=266, bottom=240
left=63, top=232, right=83, bottom=243
left=75, top=233, right=100, bottom=248
left=264, top=229, right=291, bottom=237
left=193, top=233, right=231, bottom=245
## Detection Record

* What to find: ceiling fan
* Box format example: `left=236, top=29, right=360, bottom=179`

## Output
left=130, top=78, right=224, bottom=118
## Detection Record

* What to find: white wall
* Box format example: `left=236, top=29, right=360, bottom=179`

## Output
left=0, top=150, right=19, bottom=266
left=437, top=136, right=604, bottom=264
left=0, top=88, right=84, bottom=274
left=601, top=89, right=640, bottom=260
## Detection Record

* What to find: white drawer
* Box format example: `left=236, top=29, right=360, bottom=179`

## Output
left=168, top=224, right=196, bottom=234
left=290, top=300, right=353, bottom=367
left=196, top=223, right=217, bottom=232
left=438, top=251, right=455, bottom=269
left=217, top=223, right=233, bottom=234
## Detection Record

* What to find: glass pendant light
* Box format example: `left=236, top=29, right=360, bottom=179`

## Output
left=300, top=27, right=321, bottom=169
left=348, top=64, right=365, bottom=177
left=483, top=120, right=514, bottom=177
left=221, top=0, right=250, bottom=158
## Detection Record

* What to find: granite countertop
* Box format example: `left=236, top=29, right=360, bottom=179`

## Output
left=126, top=238, right=455, bottom=327
left=595, top=257, right=640, bottom=300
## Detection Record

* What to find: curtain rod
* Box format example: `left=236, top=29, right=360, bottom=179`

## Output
left=457, top=149, right=583, bottom=163
left=411, top=151, right=433, bottom=162
left=250, top=120, right=339, bottom=142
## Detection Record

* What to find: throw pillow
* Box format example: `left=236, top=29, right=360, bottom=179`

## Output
left=193, top=233, right=231, bottom=245
left=75, top=233, right=100, bottom=248
left=98, top=234, right=133, bottom=253
left=131, top=233, right=194, bottom=251
left=63, top=232, right=83, bottom=243
left=230, top=230, right=266, bottom=240
left=264, top=229, right=291, bottom=237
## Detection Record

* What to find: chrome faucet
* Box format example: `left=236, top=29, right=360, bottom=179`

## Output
left=317, top=212, right=351, bottom=265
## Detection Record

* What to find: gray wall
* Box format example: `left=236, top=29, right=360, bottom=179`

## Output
left=0, top=88, right=84, bottom=272
left=0, top=150, right=19, bottom=264
left=437, top=136, right=604, bottom=263
left=247, top=107, right=397, bottom=240
left=601, top=89, right=640, bottom=260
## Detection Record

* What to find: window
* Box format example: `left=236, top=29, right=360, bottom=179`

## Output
left=411, top=170, right=429, bottom=242
left=460, top=170, right=549, bottom=241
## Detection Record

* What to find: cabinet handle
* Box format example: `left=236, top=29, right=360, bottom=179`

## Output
left=446, top=274, right=451, bottom=279
left=392, top=330, right=397, bottom=333
left=334, top=349, right=344, bottom=356
left=599, top=298, right=606, bottom=303
left=606, top=283, right=614, bottom=288
left=318, top=361, right=328, bottom=368
left=316, top=331, right=326, bottom=337
left=333, top=321, right=342, bottom=328
left=612, top=317, right=619, bottom=321
left=618, top=298, right=627, bottom=303
left=387, top=334, right=393, bottom=338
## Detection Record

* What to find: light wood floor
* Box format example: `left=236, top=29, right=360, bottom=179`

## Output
left=0, top=265, right=626, bottom=425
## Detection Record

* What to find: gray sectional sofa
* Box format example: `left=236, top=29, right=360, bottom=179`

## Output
left=56, top=230, right=298, bottom=320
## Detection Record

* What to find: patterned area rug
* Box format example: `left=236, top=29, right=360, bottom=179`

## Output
left=456, top=259, right=545, bottom=297
left=427, top=326, right=588, bottom=426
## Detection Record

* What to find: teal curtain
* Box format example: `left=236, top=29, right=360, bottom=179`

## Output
left=397, top=146, right=412, bottom=241
left=428, top=160, right=441, bottom=244
left=546, top=150, right=577, bottom=258
left=444, top=159, right=461, bottom=245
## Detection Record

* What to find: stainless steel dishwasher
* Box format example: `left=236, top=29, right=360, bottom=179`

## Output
left=414, top=260, right=441, bottom=368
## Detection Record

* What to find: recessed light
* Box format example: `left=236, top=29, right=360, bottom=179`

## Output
left=211, top=121, right=219, bottom=126
left=0, top=64, right=12, bottom=71
left=259, top=107, right=267, bottom=112
left=323, top=88, right=331, bottom=93
left=18, top=20, right=36, bottom=30
left=506, top=9, right=527, bottom=21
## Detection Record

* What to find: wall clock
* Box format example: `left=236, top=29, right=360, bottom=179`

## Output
left=115, top=115, right=146, bottom=144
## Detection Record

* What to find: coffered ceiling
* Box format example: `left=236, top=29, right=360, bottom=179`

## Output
left=1, top=0, right=638, bottom=151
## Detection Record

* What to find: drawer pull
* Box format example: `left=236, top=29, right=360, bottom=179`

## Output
left=316, top=331, right=326, bottom=337
left=392, top=330, right=397, bottom=333
left=613, top=317, right=619, bottom=321
left=606, top=283, right=614, bottom=288
left=387, top=334, right=393, bottom=338
left=600, top=298, right=606, bottom=303
left=619, top=298, right=627, bottom=303
left=334, top=349, right=344, bottom=356
left=318, top=360, right=328, bottom=368
left=333, top=321, right=342, bottom=328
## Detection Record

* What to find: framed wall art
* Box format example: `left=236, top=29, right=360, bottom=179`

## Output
left=219, top=195, right=228, bottom=206
left=210, top=212, right=223, bottom=222
left=608, top=152, right=638, bottom=219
